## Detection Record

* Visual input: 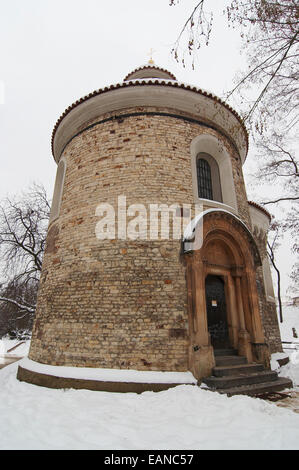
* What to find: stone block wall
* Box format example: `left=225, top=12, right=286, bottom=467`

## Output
left=253, top=229, right=282, bottom=353
left=29, top=106, right=279, bottom=370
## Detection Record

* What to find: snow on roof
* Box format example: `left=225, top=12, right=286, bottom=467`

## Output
left=183, top=208, right=251, bottom=242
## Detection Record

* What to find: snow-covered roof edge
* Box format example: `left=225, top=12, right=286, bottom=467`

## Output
left=183, top=208, right=250, bottom=241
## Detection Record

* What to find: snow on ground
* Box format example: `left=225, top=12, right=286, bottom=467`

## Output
left=280, top=304, right=299, bottom=342
left=0, top=336, right=30, bottom=356
left=0, top=337, right=31, bottom=365
left=273, top=305, right=299, bottom=387
left=0, top=305, right=298, bottom=450
left=18, top=357, right=198, bottom=384
left=1, top=361, right=299, bottom=450
left=272, top=350, right=299, bottom=388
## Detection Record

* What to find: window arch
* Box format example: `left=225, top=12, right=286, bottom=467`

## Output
left=196, top=153, right=222, bottom=202
left=49, top=158, right=66, bottom=224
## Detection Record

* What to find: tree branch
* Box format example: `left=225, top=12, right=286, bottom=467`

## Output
left=267, top=241, right=283, bottom=323
left=262, top=196, right=299, bottom=204
left=0, top=297, right=35, bottom=314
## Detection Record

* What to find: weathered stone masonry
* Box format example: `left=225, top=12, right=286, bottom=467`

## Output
left=21, top=65, right=282, bottom=390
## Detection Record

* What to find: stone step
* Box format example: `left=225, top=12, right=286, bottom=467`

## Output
left=213, top=363, right=265, bottom=377
left=214, top=349, right=238, bottom=356
left=203, top=370, right=278, bottom=390
left=213, top=377, right=293, bottom=397
left=215, top=355, right=248, bottom=366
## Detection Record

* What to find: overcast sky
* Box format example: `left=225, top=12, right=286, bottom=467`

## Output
left=0, top=0, right=294, bottom=297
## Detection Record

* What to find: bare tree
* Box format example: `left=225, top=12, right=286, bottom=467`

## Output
left=0, top=280, right=36, bottom=338
left=267, top=221, right=284, bottom=322
left=169, top=0, right=299, bottom=297
left=289, top=261, right=299, bottom=296
left=254, top=133, right=298, bottom=201
left=169, top=0, right=214, bottom=69
left=0, top=183, right=50, bottom=336
left=249, top=132, right=299, bottom=293
left=281, top=204, right=299, bottom=295
left=169, top=0, right=299, bottom=133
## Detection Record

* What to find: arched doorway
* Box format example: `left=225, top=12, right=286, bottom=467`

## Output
left=184, top=209, right=269, bottom=380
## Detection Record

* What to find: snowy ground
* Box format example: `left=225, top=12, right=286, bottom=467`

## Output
left=0, top=305, right=298, bottom=450
left=0, top=336, right=30, bottom=361
left=271, top=305, right=299, bottom=387
left=1, top=360, right=299, bottom=450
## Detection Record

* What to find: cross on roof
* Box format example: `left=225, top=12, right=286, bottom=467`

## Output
left=147, top=48, right=156, bottom=65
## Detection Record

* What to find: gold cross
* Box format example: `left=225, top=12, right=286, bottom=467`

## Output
left=147, top=48, right=155, bottom=65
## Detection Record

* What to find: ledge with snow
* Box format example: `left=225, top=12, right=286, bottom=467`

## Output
left=17, top=358, right=198, bottom=393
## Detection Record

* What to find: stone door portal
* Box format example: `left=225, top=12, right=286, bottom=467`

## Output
left=185, top=210, right=270, bottom=380
left=205, top=275, right=230, bottom=349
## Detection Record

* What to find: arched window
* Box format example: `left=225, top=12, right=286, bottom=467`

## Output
left=197, top=158, right=213, bottom=200
left=196, top=153, right=222, bottom=202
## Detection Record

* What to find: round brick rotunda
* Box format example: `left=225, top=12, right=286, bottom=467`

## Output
left=17, top=64, right=283, bottom=392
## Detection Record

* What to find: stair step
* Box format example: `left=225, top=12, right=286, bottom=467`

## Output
left=215, top=355, right=248, bottom=366
left=203, top=371, right=278, bottom=389
left=213, top=377, right=293, bottom=397
left=214, top=349, right=238, bottom=356
left=213, top=363, right=265, bottom=377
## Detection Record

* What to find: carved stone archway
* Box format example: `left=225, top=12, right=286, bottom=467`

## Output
left=184, top=210, right=270, bottom=380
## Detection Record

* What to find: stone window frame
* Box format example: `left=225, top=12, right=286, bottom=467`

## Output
left=190, top=134, right=238, bottom=212
left=49, top=157, right=67, bottom=225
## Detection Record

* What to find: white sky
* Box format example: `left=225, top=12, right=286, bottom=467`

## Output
left=0, top=0, right=295, bottom=297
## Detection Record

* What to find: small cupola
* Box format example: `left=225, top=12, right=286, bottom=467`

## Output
left=124, top=65, right=177, bottom=82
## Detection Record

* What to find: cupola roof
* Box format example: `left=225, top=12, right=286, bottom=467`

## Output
left=124, top=65, right=177, bottom=81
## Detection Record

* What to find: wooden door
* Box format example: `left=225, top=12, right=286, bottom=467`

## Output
left=205, top=275, right=230, bottom=349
